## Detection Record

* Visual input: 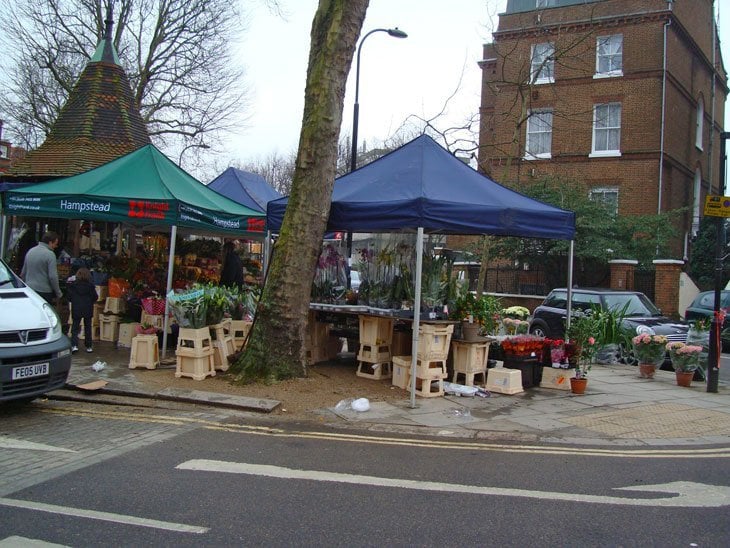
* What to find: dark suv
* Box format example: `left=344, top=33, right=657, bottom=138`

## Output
left=529, top=288, right=689, bottom=363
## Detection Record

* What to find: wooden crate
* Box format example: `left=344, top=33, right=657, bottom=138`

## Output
left=117, top=322, right=140, bottom=348
left=417, top=323, right=454, bottom=361
left=358, top=315, right=393, bottom=346
left=99, top=314, right=120, bottom=342
left=104, top=297, right=126, bottom=314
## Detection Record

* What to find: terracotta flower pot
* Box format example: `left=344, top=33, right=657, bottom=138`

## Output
left=570, top=377, right=587, bottom=394
left=639, top=363, right=656, bottom=379
left=676, top=370, right=694, bottom=387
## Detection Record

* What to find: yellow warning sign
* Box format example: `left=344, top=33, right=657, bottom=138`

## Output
left=704, top=195, right=730, bottom=218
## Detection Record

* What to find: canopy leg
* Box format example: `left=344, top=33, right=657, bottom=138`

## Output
left=161, top=225, right=177, bottom=359
left=409, top=227, right=424, bottom=409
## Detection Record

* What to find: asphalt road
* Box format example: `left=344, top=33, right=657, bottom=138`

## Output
left=1, top=400, right=729, bottom=546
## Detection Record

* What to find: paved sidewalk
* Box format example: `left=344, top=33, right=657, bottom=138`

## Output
left=59, top=341, right=730, bottom=447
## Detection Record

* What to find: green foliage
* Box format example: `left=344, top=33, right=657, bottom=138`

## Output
left=492, top=176, right=681, bottom=270
left=450, top=285, right=503, bottom=334
left=591, top=303, right=630, bottom=347
left=688, top=217, right=730, bottom=290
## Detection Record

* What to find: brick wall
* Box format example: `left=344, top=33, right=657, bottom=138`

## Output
left=653, top=259, right=684, bottom=318
left=478, top=0, right=727, bottom=258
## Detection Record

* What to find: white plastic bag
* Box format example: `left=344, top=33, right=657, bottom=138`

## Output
left=351, top=398, right=370, bottom=412
left=91, top=360, right=106, bottom=372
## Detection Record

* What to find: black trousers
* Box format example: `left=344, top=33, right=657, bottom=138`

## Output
left=71, top=314, right=93, bottom=348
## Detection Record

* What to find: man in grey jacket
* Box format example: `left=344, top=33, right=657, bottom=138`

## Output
left=21, top=231, right=62, bottom=305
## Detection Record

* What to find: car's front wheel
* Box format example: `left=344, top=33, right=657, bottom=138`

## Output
left=529, top=323, right=549, bottom=338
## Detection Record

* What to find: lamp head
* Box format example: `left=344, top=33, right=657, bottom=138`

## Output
left=387, top=28, right=408, bottom=39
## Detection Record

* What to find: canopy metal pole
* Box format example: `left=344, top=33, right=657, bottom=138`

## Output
left=566, top=240, right=575, bottom=331
left=263, top=230, right=271, bottom=274
left=0, top=212, right=7, bottom=261
left=409, top=227, right=424, bottom=409
left=161, top=224, right=177, bottom=359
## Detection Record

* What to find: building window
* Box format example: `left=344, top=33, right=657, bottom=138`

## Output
left=531, top=42, right=554, bottom=84
left=589, top=186, right=619, bottom=215
left=591, top=103, right=621, bottom=157
left=536, top=0, right=556, bottom=7
left=0, top=145, right=8, bottom=159
left=695, top=97, right=704, bottom=151
left=525, top=109, right=553, bottom=159
left=595, top=34, right=622, bottom=77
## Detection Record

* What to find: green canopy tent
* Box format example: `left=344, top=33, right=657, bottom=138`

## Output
left=3, top=144, right=266, bottom=355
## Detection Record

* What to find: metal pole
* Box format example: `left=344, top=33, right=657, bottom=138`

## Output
left=707, top=132, right=729, bottom=392
left=566, top=240, right=575, bottom=331
left=409, top=227, right=424, bottom=409
left=0, top=212, right=7, bottom=261
left=161, top=224, right=177, bottom=359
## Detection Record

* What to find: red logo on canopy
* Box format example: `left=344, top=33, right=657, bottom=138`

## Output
left=128, top=200, right=169, bottom=220
left=247, top=218, right=265, bottom=232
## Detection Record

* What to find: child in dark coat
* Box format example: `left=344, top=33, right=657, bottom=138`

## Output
left=68, top=267, right=98, bottom=353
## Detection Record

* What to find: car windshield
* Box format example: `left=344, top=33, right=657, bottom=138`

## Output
left=603, top=293, right=660, bottom=317
left=0, top=260, right=20, bottom=288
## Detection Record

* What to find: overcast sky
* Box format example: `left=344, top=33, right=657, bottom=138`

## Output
left=226, top=0, right=494, bottom=164
left=224, top=0, right=729, bottom=169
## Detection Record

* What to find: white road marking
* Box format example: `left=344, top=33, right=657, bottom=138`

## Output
left=0, top=498, right=208, bottom=534
left=177, top=459, right=730, bottom=509
left=0, top=438, right=75, bottom=453
left=0, top=535, right=69, bottom=547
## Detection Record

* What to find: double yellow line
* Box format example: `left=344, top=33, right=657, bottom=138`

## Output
left=42, top=405, right=730, bottom=459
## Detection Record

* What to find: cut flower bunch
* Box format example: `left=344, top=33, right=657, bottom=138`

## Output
left=666, top=342, right=702, bottom=372
left=632, top=334, right=669, bottom=365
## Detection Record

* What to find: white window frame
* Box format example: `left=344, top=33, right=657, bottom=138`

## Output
left=590, top=103, right=622, bottom=157
left=530, top=42, right=555, bottom=85
left=695, top=97, right=704, bottom=151
left=589, top=186, right=619, bottom=215
left=524, top=109, right=553, bottom=160
left=0, top=144, right=8, bottom=159
left=594, top=34, right=623, bottom=78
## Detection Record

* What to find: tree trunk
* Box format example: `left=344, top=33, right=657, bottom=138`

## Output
left=231, top=0, right=369, bottom=381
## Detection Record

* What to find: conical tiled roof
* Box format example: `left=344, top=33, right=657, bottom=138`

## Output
left=7, top=11, right=150, bottom=181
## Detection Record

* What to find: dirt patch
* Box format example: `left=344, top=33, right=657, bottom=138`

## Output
left=132, top=359, right=408, bottom=417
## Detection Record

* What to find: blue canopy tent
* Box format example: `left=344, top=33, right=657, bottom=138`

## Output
left=267, top=134, right=577, bottom=407
left=208, top=167, right=281, bottom=213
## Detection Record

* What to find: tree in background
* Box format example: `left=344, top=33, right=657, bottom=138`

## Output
left=688, top=217, right=730, bottom=291
left=0, top=0, right=265, bottom=167
left=490, top=176, right=681, bottom=289
left=231, top=0, right=368, bottom=381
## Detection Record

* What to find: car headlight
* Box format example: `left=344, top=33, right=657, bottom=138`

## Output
left=636, top=324, right=655, bottom=336
left=42, top=302, right=61, bottom=335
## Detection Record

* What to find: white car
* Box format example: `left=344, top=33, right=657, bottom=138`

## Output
left=0, top=258, right=72, bottom=403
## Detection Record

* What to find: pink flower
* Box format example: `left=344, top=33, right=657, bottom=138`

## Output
left=588, top=337, right=595, bottom=345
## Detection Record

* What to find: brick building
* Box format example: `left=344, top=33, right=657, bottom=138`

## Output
left=478, top=0, right=727, bottom=259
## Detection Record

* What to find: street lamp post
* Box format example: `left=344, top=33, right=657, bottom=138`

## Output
left=346, top=27, right=407, bottom=287
left=707, top=131, right=730, bottom=393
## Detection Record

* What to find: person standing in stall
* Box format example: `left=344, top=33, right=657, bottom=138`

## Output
left=20, top=231, right=63, bottom=306
left=219, top=240, right=244, bottom=290
left=67, top=267, right=98, bottom=353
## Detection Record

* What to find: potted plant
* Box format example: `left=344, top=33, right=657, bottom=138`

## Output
left=565, top=313, right=598, bottom=393
left=450, top=290, right=502, bottom=341
left=666, top=342, right=702, bottom=387
left=631, top=334, right=669, bottom=379
left=592, top=304, right=629, bottom=364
